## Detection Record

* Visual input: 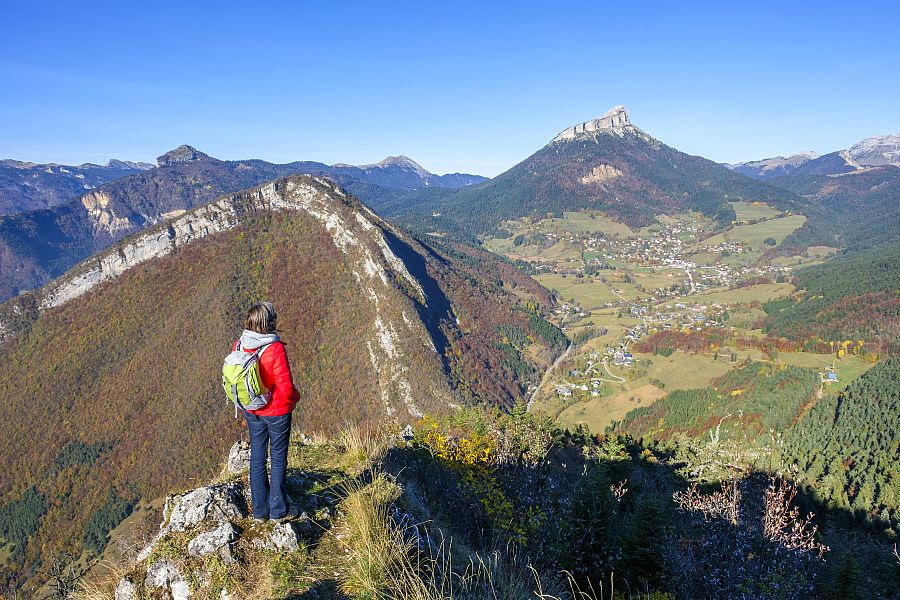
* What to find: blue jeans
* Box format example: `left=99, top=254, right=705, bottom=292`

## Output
left=244, top=412, right=292, bottom=519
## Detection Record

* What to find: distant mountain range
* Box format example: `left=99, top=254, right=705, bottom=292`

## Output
left=728, top=152, right=820, bottom=179
left=0, top=146, right=486, bottom=301
left=728, top=134, right=900, bottom=179
left=0, top=158, right=153, bottom=214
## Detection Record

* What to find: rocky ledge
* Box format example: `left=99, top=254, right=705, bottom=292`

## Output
left=113, top=442, right=331, bottom=600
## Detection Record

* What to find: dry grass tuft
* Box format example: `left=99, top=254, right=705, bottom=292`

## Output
left=74, top=560, right=127, bottom=600
left=337, top=424, right=389, bottom=471
left=337, top=473, right=566, bottom=600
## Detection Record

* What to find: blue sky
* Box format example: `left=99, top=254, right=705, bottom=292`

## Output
left=1, top=1, right=898, bottom=176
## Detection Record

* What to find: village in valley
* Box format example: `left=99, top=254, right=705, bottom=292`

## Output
left=486, top=202, right=869, bottom=434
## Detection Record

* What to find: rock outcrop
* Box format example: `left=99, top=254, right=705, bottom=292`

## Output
left=144, top=559, right=190, bottom=600
left=118, top=467, right=331, bottom=600
left=552, top=105, right=634, bottom=142
left=580, top=164, right=623, bottom=184
left=164, top=483, right=248, bottom=533
left=225, top=441, right=251, bottom=474
left=187, top=522, right=239, bottom=561
left=80, top=190, right=133, bottom=236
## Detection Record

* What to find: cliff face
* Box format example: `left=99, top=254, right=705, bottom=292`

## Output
left=580, top=163, right=623, bottom=184
left=552, top=105, right=635, bottom=142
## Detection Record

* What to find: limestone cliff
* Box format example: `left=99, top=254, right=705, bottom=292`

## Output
left=552, top=105, right=635, bottom=142
left=580, top=164, right=623, bottom=184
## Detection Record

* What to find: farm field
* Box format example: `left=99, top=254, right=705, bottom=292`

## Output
left=730, top=201, right=781, bottom=222
left=533, top=274, right=622, bottom=308
left=693, top=215, right=807, bottom=250
left=558, top=384, right=666, bottom=431
left=631, top=269, right=682, bottom=291
left=673, top=282, right=794, bottom=305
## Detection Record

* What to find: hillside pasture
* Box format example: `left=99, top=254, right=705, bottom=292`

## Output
left=674, top=282, right=794, bottom=306
left=778, top=352, right=876, bottom=390
left=558, top=384, right=666, bottom=432
left=539, top=211, right=635, bottom=237
left=533, top=274, right=623, bottom=309
left=694, top=215, right=807, bottom=250
left=635, top=350, right=736, bottom=390
left=729, top=201, right=781, bottom=222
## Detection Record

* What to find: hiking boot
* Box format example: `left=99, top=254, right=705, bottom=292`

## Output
left=253, top=516, right=268, bottom=524
left=272, top=507, right=300, bottom=523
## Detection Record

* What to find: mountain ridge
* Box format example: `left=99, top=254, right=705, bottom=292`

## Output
left=0, top=147, right=487, bottom=302
left=0, top=159, right=153, bottom=215
left=731, top=133, right=900, bottom=180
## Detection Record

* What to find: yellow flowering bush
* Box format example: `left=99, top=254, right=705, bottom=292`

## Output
left=412, top=414, right=544, bottom=545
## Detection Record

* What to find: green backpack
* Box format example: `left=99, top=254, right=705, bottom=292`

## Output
left=222, top=342, right=273, bottom=413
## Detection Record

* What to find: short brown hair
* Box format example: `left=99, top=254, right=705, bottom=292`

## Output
left=244, top=301, right=277, bottom=334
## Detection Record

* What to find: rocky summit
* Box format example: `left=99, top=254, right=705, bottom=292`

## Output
left=848, top=133, right=900, bottom=167
left=156, top=144, right=212, bottom=167
left=552, top=104, right=634, bottom=142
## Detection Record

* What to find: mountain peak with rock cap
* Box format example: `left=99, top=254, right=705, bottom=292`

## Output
left=552, top=105, right=634, bottom=143
left=156, top=144, right=212, bottom=167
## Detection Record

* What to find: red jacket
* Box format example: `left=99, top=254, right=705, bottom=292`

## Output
left=232, top=338, right=300, bottom=416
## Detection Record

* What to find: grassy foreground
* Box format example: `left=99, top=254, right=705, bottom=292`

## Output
left=71, top=406, right=899, bottom=600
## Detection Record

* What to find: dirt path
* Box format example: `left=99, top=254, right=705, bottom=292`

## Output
left=527, top=343, right=573, bottom=412
left=602, top=357, right=626, bottom=383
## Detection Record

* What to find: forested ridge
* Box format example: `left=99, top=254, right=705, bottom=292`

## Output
left=782, top=358, right=900, bottom=529
left=764, top=242, right=900, bottom=353
left=772, top=165, right=900, bottom=252
left=610, top=362, right=819, bottom=443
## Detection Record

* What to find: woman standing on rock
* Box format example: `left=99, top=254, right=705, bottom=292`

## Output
left=231, top=301, right=300, bottom=522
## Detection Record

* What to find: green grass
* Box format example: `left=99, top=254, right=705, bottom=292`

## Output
left=690, top=252, right=721, bottom=266
left=637, top=351, right=736, bottom=390
left=557, top=384, right=666, bottom=432
left=631, top=269, right=683, bottom=291
left=729, top=201, right=781, bottom=222
left=674, top=282, right=794, bottom=306
left=533, top=274, right=623, bottom=308
left=537, top=211, right=635, bottom=237
left=693, top=215, right=807, bottom=250
left=777, top=352, right=876, bottom=390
